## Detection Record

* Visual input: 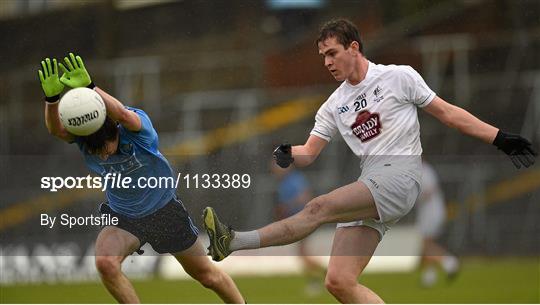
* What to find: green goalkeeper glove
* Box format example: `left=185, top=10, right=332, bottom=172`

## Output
left=59, top=53, right=94, bottom=89
left=38, top=58, right=65, bottom=103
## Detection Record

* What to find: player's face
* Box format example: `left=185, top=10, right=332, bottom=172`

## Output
left=97, top=136, right=119, bottom=161
left=318, top=37, right=356, bottom=81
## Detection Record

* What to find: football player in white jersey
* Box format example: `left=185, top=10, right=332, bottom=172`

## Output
left=416, top=161, right=459, bottom=287
left=203, top=19, right=536, bottom=303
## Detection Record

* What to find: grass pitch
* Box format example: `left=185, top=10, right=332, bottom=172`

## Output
left=1, top=258, right=538, bottom=303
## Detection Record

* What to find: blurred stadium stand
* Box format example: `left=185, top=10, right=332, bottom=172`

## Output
left=1, top=0, right=539, bottom=283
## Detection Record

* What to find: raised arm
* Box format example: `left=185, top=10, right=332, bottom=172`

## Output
left=423, top=96, right=536, bottom=168
left=59, top=53, right=141, bottom=132
left=292, top=135, right=328, bottom=167
left=94, top=87, right=141, bottom=132
left=39, top=57, right=74, bottom=142
left=44, top=101, right=75, bottom=142
left=423, top=96, right=498, bottom=143
left=273, top=135, right=328, bottom=168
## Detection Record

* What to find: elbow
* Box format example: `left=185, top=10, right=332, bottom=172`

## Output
left=306, top=154, right=318, bottom=165
left=47, top=125, right=68, bottom=139
left=48, top=128, right=62, bottom=138
left=46, top=124, right=59, bottom=136
left=113, top=110, right=129, bottom=126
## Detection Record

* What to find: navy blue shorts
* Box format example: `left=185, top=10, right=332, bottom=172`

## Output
left=99, top=197, right=199, bottom=254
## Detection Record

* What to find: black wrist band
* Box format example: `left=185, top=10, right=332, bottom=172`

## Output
left=45, top=95, right=60, bottom=103
left=86, top=82, right=95, bottom=89
left=492, top=130, right=505, bottom=147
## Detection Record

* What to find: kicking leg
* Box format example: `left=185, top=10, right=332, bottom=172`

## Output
left=253, top=180, right=378, bottom=245
left=258, top=181, right=378, bottom=247
left=95, top=226, right=141, bottom=303
left=325, top=226, right=384, bottom=304
left=204, top=181, right=378, bottom=261
left=173, top=238, right=245, bottom=303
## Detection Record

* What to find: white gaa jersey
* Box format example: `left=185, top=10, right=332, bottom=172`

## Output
left=310, top=61, right=435, bottom=180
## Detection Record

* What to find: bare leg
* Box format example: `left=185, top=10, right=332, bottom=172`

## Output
left=421, top=238, right=450, bottom=265
left=298, top=240, right=325, bottom=277
left=95, top=226, right=141, bottom=304
left=297, top=239, right=326, bottom=295
left=174, top=239, right=245, bottom=303
left=258, top=181, right=378, bottom=247
left=325, top=226, right=384, bottom=304
left=421, top=238, right=459, bottom=276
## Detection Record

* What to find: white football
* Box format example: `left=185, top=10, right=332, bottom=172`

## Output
left=58, top=87, right=106, bottom=136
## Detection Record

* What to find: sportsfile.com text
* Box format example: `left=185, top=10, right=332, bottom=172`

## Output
left=40, top=172, right=252, bottom=192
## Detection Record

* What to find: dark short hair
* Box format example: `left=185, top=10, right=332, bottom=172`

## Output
left=79, top=116, right=119, bottom=154
left=316, top=18, right=363, bottom=52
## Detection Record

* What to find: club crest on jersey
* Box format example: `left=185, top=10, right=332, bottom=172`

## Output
left=351, top=110, right=382, bottom=142
left=373, top=85, right=384, bottom=103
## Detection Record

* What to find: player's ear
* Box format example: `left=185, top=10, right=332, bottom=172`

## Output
left=350, top=41, right=360, bottom=54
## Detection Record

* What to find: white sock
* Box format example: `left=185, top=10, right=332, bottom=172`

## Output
left=442, top=256, right=459, bottom=273
left=421, top=266, right=438, bottom=287
left=229, top=230, right=261, bottom=251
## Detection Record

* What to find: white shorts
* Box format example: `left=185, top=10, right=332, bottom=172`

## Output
left=337, top=169, right=421, bottom=239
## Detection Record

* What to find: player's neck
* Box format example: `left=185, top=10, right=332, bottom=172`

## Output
left=346, top=56, right=369, bottom=86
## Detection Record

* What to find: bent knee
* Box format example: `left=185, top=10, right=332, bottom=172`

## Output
left=325, top=272, right=357, bottom=296
left=304, top=195, right=331, bottom=221
left=193, top=268, right=222, bottom=289
left=95, top=256, right=121, bottom=278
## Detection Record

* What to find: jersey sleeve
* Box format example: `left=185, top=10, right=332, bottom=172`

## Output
left=122, top=107, right=158, bottom=149
left=399, top=66, right=436, bottom=108
left=310, top=100, right=338, bottom=142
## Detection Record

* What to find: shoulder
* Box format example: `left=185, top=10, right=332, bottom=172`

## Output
left=124, top=106, right=154, bottom=131
left=373, top=63, right=419, bottom=79
left=370, top=63, right=427, bottom=92
left=125, top=106, right=150, bottom=119
left=392, top=65, right=424, bottom=83
left=121, top=107, right=157, bottom=142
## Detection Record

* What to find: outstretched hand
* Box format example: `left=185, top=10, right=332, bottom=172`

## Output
left=493, top=130, right=537, bottom=168
left=38, top=58, right=64, bottom=101
left=59, top=52, right=93, bottom=88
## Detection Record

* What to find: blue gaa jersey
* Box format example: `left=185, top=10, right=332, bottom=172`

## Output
left=278, top=170, right=309, bottom=216
left=75, top=107, right=175, bottom=218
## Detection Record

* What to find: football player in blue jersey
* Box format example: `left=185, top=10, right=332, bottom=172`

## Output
left=39, top=53, right=245, bottom=304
